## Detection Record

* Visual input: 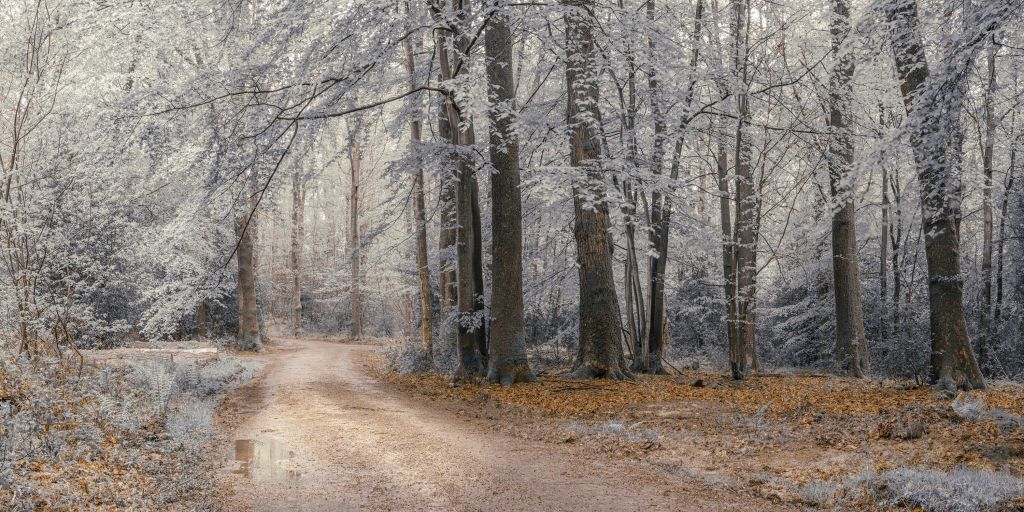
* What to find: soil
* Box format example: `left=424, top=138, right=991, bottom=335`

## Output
left=214, top=338, right=794, bottom=511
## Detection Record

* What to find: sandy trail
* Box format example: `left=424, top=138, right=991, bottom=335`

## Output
left=217, top=338, right=789, bottom=511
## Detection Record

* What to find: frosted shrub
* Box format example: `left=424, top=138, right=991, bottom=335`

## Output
left=837, top=467, right=1024, bottom=511
left=166, top=396, right=215, bottom=452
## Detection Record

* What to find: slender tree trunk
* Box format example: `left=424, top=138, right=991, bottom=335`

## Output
left=402, top=20, right=434, bottom=361
left=888, top=0, right=983, bottom=389
left=730, top=0, right=756, bottom=379
left=290, top=168, right=304, bottom=336
left=349, top=119, right=363, bottom=341
left=979, top=42, right=997, bottom=371
left=880, top=110, right=889, bottom=338
left=197, top=302, right=207, bottom=339
left=827, top=0, right=868, bottom=377
left=438, top=96, right=458, bottom=316
left=642, top=0, right=703, bottom=374
left=236, top=212, right=261, bottom=351
left=995, top=138, right=1015, bottom=325
left=564, top=0, right=631, bottom=380
left=433, top=0, right=485, bottom=378
left=485, top=6, right=533, bottom=385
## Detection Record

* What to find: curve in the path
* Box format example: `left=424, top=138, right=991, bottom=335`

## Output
left=218, top=338, right=789, bottom=512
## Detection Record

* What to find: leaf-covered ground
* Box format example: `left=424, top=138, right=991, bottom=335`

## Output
left=0, top=346, right=259, bottom=511
left=383, top=368, right=1024, bottom=510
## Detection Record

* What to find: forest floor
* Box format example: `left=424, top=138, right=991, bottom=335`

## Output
left=213, top=338, right=794, bottom=511
left=382, top=355, right=1024, bottom=510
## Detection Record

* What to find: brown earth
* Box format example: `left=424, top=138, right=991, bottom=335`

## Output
left=214, top=338, right=794, bottom=511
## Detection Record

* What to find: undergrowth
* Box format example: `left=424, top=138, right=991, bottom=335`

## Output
left=0, top=350, right=258, bottom=510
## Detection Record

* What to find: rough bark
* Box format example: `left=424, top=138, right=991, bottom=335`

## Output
left=236, top=212, right=261, bottom=351
left=564, top=0, right=631, bottom=380
left=827, top=0, right=868, bottom=377
left=290, top=168, right=304, bottom=337
left=888, top=0, right=984, bottom=389
left=485, top=6, right=534, bottom=386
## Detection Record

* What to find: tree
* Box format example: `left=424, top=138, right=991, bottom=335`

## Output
left=730, top=0, right=758, bottom=379
left=887, top=0, right=988, bottom=389
left=827, top=0, right=868, bottom=376
left=348, top=117, right=364, bottom=341
left=402, top=9, right=434, bottom=362
left=290, top=167, right=305, bottom=336
left=485, top=2, right=534, bottom=386
left=564, top=0, right=631, bottom=380
left=236, top=209, right=262, bottom=351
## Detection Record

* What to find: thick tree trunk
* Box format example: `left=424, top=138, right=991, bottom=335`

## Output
left=349, top=120, right=363, bottom=341
left=290, top=168, right=304, bottom=337
left=564, top=0, right=631, bottom=380
left=888, top=0, right=984, bottom=389
left=402, top=24, right=434, bottom=361
left=827, top=0, right=868, bottom=377
left=236, top=213, right=261, bottom=351
left=485, top=7, right=534, bottom=386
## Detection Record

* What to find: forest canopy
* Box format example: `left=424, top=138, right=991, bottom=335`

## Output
left=1, top=0, right=1023, bottom=390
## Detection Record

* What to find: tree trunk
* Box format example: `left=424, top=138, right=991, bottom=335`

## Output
left=564, top=0, right=631, bottom=380
left=994, top=141, right=1015, bottom=326
left=485, top=7, right=534, bottom=385
left=888, top=0, right=984, bottom=389
left=433, top=0, right=485, bottom=379
left=880, top=109, right=889, bottom=338
left=290, top=168, right=304, bottom=337
left=730, top=0, right=756, bottom=379
left=349, top=119, right=363, bottom=341
left=978, top=42, right=997, bottom=371
left=197, top=302, right=207, bottom=339
left=827, top=0, right=868, bottom=377
left=402, top=20, right=434, bottom=361
left=236, top=213, right=261, bottom=351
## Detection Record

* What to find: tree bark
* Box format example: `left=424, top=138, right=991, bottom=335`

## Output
left=730, top=0, right=756, bottom=379
left=402, top=17, right=434, bottom=361
left=978, top=42, right=997, bottom=371
left=564, top=0, right=631, bottom=380
left=641, top=0, right=703, bottom=374
left=433, top=0, right=485, bottom=379
left=349, top=119, right=363, bottom=341
left=887, top=0, right=984, bottom=389
left=236, top=212, right=261, bottom=351
left=290, top=167, right=305, bottom=337
left=197, top=302, right=207, bottom=339
left=485, top=6, right=534, bottom=385
left=827, top=0, right=868, bottom=377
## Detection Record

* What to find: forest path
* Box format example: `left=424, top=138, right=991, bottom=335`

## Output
left=216, top=338, right=790, bottom=511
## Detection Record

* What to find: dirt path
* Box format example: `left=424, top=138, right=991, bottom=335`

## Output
left=216, top=338, right=792, bottom=511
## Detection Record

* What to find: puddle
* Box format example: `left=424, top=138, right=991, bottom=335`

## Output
left=231, top=438, right=301, bottom=481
